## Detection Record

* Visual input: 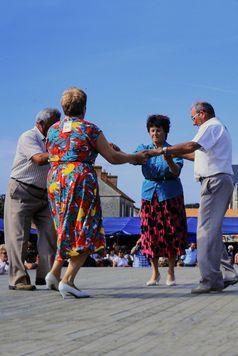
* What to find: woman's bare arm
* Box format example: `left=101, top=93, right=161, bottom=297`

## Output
left=95, top=132, right=147, bottom=165
left=163, top=155, right=181, bottom=176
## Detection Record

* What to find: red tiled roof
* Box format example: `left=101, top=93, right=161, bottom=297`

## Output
left=186, top=208, right=238, bottom=217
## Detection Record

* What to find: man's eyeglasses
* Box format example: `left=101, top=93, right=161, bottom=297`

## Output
left=191, top=112, right=200, bottom=121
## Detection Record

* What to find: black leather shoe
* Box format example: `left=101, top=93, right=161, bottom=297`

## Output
left=9, top=283, right=36, bottom=291
left=210, top=286, right=224, bottom=292
left=223, top=278, right=238, bottom=289
left=35, top=278, right=46, bottom=285
left=191, top=284, right=211, bottom=294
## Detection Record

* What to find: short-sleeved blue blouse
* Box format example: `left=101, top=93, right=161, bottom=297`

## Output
left=135, top=142, right=184, bottom=202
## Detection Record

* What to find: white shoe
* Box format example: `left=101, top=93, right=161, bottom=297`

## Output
left=45, top=272, right=60, bottom=291
left=146, top=275, right=161, bottom=286
left=166, top=278, right=176, bottom=286
left=59, top=282, right=90, bottom=299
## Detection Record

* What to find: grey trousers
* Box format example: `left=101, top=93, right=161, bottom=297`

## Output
left=197, top=173, right=234, bottom=288
left=4, top=178, right=57, bottom=286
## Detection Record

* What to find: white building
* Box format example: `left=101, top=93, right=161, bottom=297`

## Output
left=94, top=166, right=140, bottom=217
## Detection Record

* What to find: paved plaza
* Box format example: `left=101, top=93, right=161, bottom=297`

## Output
left=1, top=267, right=238, bottom=356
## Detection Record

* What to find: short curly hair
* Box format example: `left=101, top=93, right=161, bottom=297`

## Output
left=146, top=115, right=170, bottom=139
left=61, top=87, right=87, bottom=116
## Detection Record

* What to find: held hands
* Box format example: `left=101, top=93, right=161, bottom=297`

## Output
left=145, top=148, right=173, bottom=160
left=131, top=150, right=150, bottom=165
left=144, top=148, right=163, bottom=158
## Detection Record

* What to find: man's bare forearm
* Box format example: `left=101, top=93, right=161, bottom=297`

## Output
left=177, top=152, right=195, bottom=161
left=148, top=142, right=200, bottom=158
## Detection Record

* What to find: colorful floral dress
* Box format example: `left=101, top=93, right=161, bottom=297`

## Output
left=46, top=117, right=105, bottom=261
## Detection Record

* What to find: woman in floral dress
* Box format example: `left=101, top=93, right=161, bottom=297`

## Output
left=45, top=87, right=147, bottom=298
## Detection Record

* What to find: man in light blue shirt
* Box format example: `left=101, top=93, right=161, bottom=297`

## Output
left=181, top=243, right=197, bottom=266
left=131, top=238, right=150, bottom=268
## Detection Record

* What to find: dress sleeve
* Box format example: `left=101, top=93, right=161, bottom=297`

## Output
left=87, top=124, right=102, bottom=148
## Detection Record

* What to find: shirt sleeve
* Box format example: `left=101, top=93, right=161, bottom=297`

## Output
left=134, top=144, right=147, bottom=153
left=173, top=156, right=184, bottom=169
left=192, top=124, right=223, bottom=151
left=19, top=132, right=45, bottom=160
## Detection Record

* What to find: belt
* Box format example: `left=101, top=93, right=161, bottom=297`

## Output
left=147, top=177, right=176, bottom=182
left=12, top=178, right=47, bottom=192
left=198, top=173, right=229, bottom=183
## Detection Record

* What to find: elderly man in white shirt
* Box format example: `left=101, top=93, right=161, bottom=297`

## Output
left=4, top=108, right=61, bottom=291
left=148, top=101, right=238, bottom=293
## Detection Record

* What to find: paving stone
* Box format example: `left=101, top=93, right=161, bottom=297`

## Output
left=0, top=267, right=238, bottom=356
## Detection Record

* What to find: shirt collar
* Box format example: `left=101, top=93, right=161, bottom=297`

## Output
left=33, top=126, right=45, bottom=141
left=151, top=141, right=169, bottom=149
left=199, top=116, right=218, bottom=129
left=64, top=116, right=84, bottom=122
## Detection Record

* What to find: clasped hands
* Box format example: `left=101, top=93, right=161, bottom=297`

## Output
left=109, top=142, right=168, bottom=165
left=133, top=148, right=173, bottom=165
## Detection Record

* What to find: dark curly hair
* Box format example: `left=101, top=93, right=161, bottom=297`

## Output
left=146, top=115, right=170, bottom=139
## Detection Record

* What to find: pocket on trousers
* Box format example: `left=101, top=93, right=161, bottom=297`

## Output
left=9, top=181, right=20, bottom=199
left=201, top=179, right=212, bottom=196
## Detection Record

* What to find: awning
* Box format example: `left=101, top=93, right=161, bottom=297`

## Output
left=1, top=217, right=238, bottom=242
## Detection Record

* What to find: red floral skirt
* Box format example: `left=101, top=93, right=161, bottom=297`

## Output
left=140, top=194, right=187, bottom=259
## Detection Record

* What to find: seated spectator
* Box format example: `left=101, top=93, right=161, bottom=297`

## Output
left=113, top=249, right=129, bottom=267
left=24, top=241, right=39, bottom=270
left=181, top=243, right=197, bottom=266
left=24, top=258, right=39, bottom=270
left=0, top=244, right=9, bottom=275
left=158, top=257, right=169, bottom=267
left=106, top=248, right=118, bottom=265
left=83, top=255, right=97, bottom=267
left=227, top=245, right=234, bottom=264
left=131, top=238, right=150, bottom=268
left=90, top=250, right=111, bottom=267
left=234, top=252, right=238, bottom=265
left=91, top=252, right=104, bottom=267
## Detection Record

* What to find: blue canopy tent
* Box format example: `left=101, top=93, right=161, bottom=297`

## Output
left=103, top=217, right=197, bottom=243
left=103, top=217, right=141, bottom=236
left=104, top=217, right=238, bottom=243
left=0, top=217, right=238, bottom=243
left=0, top=218, right=37, bottom=235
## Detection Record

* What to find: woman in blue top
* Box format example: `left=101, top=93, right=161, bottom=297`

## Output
left=135, top=115, right=187, bottom=286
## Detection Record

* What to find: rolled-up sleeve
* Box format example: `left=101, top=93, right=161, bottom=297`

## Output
left=192, top=125, right=223, bottom=151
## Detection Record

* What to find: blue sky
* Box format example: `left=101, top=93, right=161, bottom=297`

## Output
left=1, top=0, right=238, bottom=206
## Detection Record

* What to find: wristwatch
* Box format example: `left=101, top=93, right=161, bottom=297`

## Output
left=162, top=147, right=168, bottom=155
